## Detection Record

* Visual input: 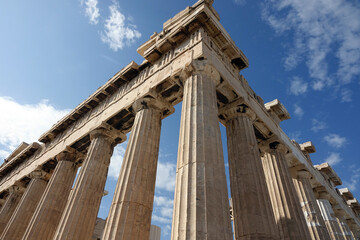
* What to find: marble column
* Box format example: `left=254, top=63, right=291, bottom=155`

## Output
left=336, top=216, right=353, bottom=240
left=1, top=170, right=48, bottom=240
left=222, top=103, right=278, bottom=240
left=317, top=199, right=344, bottom=240
left=102, top=98, right=168, bottom=240
left=54, top=126, right=125, bottom=240
left=22, top=149, right=81, bottom=240
left=261, top=142, right=311, bottom=239
left=292, top=170, right=331, bottom=240
left=0, top=184, right=25, bottom=235
left=171, top=60, right=232, bottom=240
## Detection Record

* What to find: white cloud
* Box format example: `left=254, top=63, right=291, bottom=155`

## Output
left=324, top=152, right=342, bottom=165
left=323, top=134, right=347, bottom=148
left=289, top=76, right=308, bottom=95
left=311, top=119, right=327, bottom=132
left=156, top=161, right=176, bottom=192
left=262, top=0, right=360, bottom=89
left=101, top=2, right=141, bottom=51
left=154, top=196, right=174, bottom=218
left=293, top=104, right=304, bottom=118
left=108, top=143, right=127, bottom=179
left=81, top=0, right=100, bottom=25
left=152, top=214, right=172, bottom=224
left=0, top=96, right=69, bottom=161
left=154, top=196, right=173, bottom=208
left=0, top=150, right=10, bottom=160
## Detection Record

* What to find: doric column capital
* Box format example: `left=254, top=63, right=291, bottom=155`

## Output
left=132, top=96, right=174, bottom=118
left=259, top=138, right=288, bottom=156
left=182, top=58, right=221, bottom=84
left=29, top=169, right=49, bottom=180
left=296, top=169, right=312, bottom=179
left=219, top=100, right=256, bottom=122
left=90, top=123, right=126, bottom=146
left=8, top=183, right=26, bottom=194
left=56, top=146, right=84, bottom=163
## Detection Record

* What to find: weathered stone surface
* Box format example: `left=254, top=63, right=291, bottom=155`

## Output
left=102, top=98, right=166, bottom=240
left=92, top=217, right=106, bottom=240
left=292, top=170, right=331, bottom=240
left=1, top=170, right=48, bottom=240
left=261, top=143, right=311, bottom=239
left=336, top=216, right=354, bottom=240
left=317, top=199, right=344, bottom=240
left=22, top=149, right=80, bottom=240
left=0, top=184, right=24, bottom=235
left=171, top=60, right=233, bottom=240
left=53, top=127, right=125, bottom=240
left=149, top=225, right=161, bottom=240
left=222, top=102, right=278, bottom=239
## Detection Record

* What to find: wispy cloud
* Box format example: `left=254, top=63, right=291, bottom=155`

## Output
left=0, top=96, right=69, bottom=162
left=323, top=133, right=347, bottom=148
left=154, top=196, right=174, bottom=219
left=289, top=131, right=302, bottom=142
left=324, top=152, right=342, bottom=165
left=81, top=0, right=100, bottom=25
left=262, top=0, right=360, bottom=91
left=340, top=88, right=352, bottom=102
left=289, top=76, right=308, bottom=95
left=101, top=2, right=141, bottom=51
left=343, top=165, right=360, bottom=191
left=152, top=194, right=174, bottom=226
left=311, top=119, right=327, bottom=132
left=293, top=104, right=304, bottom=118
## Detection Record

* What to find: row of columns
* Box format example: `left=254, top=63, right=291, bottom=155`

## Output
left=0, top=59, right=358, bottom=239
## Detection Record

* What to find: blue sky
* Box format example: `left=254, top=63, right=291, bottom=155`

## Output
left=0, top=0, right=359, bottom=239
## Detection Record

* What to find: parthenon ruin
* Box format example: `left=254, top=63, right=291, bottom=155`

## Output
left=0, top=0, right=359, bottom=239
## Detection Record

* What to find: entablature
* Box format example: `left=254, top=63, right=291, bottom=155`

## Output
left=137, top=0, right=248, bottom=70
left=314, top=163, right=342, bottom=187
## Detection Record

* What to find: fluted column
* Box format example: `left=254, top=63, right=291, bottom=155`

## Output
left=171, top=60, right=232, bottom=240
left=0, top=184, right=25, bottom=235
left=102, top=98, right=171, bottom=240
left=336, top=216, right=353, bottom=240
left=1, top=170, right=48, bottom=240
left=222, top=103, right=278, bottom=240
left=22, top=148, right=81, bottom=240
left=261, top=142, right=311, bottom=239
left=292, top=170, right=331, bottom=240
left=317, top=199, right=344, bottom=240
left=54, top=126, right=125, bottom=240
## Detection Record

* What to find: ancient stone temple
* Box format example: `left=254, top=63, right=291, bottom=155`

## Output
left=0, top=0, right=359, bottom=239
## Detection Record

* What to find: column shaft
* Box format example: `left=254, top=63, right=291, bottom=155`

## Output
left=0, top=187, right=24, bottom=235
left=102, top=106, right=162, bottom=240
left=1, top=175, right=47, bottom=240
left=171, top=66, right=232, bottom=240
left=261, top=147, right=311, bottom=239
left=317, top=199, right=344, bottom=240
left=225, top=112, right=278, bottom=239
left=22, top=156, right=78, bottom=240
left=54, top=129, right=119, bottom=240
left=292, top=173, right=331, bottom=240
left=337, top=217, right=353, bottom=240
